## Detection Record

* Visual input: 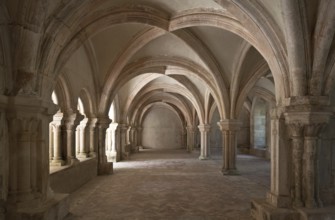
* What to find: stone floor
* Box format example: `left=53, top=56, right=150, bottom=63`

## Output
left=64, top=149, right=270, bottom=220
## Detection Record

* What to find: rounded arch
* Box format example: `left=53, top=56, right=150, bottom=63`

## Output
left=137, top=102, right=185, bottom=129
left=78, top=88, right=97, bottom=118
left=54, top=74, right=75, bottom=113
left=100, top=57, right=218, bottom=122
left=127, top=86, right=199, bottom=125
left=235, top=61, right=271, bottom=118
left=41, top=3, right=289, bottom=113
left=130, top=93, right=192, bottom=128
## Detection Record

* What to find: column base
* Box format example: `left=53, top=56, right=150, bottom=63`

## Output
left=251, top=199, right=335, bottom=220
left=89, top=152, right=97, bottom=157
left=98, top=162, right=113, bottom=175
left=77, top=153, right=89, bottom=159
left=198, top=155, right=210, bottom=160
left=6, top=193, right=69, bottom=220
left=50, top=159, right=66, bottom=167
left=67, top=158, right=80, bottom=166
left=222, top=169, right=239, bottom=175
left=266, top=192, right=292, bottom=208
left=107, top=151, right=118, bottom=162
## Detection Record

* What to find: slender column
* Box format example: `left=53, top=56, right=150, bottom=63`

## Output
left=88, top=118, right=98, bottom=157
left=198, top=124, right=211, bottom=160
left=119, top=124, right=128, bottom=159
left=63, top=111, right=83, bottom=165
left=218, top=120, right=241, bottom=175
left=266, top=108, right=291, bottom=208
left=49, top=124, right=53, bottom=161
left=115, top=125, right=121, bottom=161
left=50, top=124, right=65, bottom=166
left=50, top=112, right=65, bottom=166
left=304, top=124, right=325, bottom=208
left=186, top=126, right=195, bottom=152
left=97, top=117, right=112, bottom=175
left=130, top=127, right=138, bottom=152
left=111, top=124, right=118, bottom=153
left=76, top=118, right=89, bottom=159
left=182, top=127, right=187, bottom=149
left=107, top=123, right=118, bottom=162
left=288, top=123, right=304, bottom=207
left=136, top=126, right=143, bottom=147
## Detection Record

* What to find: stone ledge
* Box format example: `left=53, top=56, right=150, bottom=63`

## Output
left=6, top=193, right=69, bottom=220
left=297, top=206, right=335, bottom=220
left=251, top=199, right=335, bottom=220
left=251, top=199, right=299, bottom=220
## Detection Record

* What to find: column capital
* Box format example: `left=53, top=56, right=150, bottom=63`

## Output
left=97, top=117, right=112, bottom=128
left=198, top=124, right=211, bottom=132
left=6, top=96, right=58, bottom=118
left=109, top=122, right=118, bottom=130
left=186, top=125, right=196, bottom=132
left=119, top=123, right=129, bottom=131
left=63, top=111, right=84, bottom=128
left=217, top=119, right=241, bottom=131
left=87, top=117, right=98, bottom=127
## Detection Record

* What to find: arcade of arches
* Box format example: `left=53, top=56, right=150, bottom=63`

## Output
left=0, top=0, right=335, bottom=219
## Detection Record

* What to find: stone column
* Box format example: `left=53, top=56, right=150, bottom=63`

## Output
left=119, top=124, right=128, bottom=160
left=115, top=125, right=121, bottom=161
left=88, top=118, right=98, bottom=157
left=50, top=112, right=65, bottom=166
left=251, top=97, right=333, bottom=219
left=217, top=120, right=241, bottom=175
left=105, top=127, right=112, bottom=159
left=130, top=127, right=139, bottom=152
left=285, top=111, right=330, bottom=208
left=77, top=118, right=89, bottom=159
left=198, top=124, right=211, bottom=160
left=97, top=117, right=113, bottom=175
left=266, top=108, right=291, bottom=208
left=5, top=96, right=68, bottom=218
left=182, top=127, right=187, bottom=149
left=63, top=111, right=83, bottom=165
left=287, top=122, right=304, bottom=207
left=107, top=122, right=118, bottom=162
left=186, top=126, right=195, bottom=152
left=304, top=126, right=322, bottom=208
left=136, top=126, right=143, bottom=148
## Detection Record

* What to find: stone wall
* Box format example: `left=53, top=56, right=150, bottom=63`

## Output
left=50, top=158, right=97, bottom=194
left=142, top=106, right=183, bottom=149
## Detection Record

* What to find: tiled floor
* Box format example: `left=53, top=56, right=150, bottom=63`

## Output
left=65, top=149, right=270, bottom=220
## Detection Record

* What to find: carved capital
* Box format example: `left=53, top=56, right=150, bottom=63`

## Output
left=217, top=119, right=241, bottom=131
left=198, top=124, right=211, bottom=132
left=186, top=125, right=196, bottom=133
left=63, top=111, right=84, bottom=129
left=285, top=111, right=331, bottom=137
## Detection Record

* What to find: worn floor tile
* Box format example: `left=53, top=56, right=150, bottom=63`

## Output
left=65, top=149, right=270, bottom=220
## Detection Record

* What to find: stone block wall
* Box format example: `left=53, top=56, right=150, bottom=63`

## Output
left=50, top=158, right=97, bottom=194
left=142, top=106, right=183, bottom=149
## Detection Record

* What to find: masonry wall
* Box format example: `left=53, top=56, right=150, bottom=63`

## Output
left=142, top=106, right=183, bottom=149
left=50, top=158, right=97, bottom=194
